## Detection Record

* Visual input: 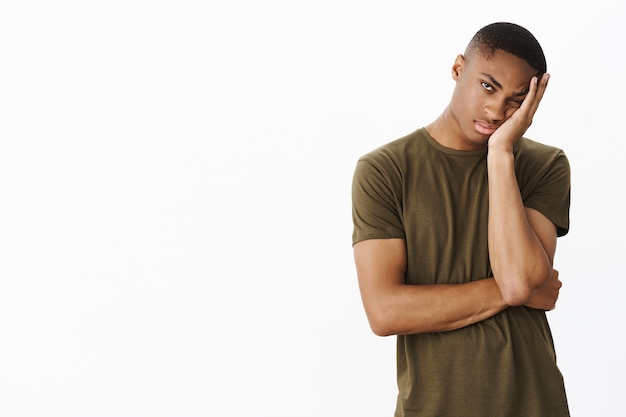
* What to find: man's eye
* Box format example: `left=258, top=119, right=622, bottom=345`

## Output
left=481, top=82, right=493, bottom=91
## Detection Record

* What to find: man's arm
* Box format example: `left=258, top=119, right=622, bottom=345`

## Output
left=488, top=149, right=557, bottom=305
left=354, top=237, right=562, bottom=336
left=487, top=74, right=561, bottom=306
left=354, top=238, right=507, bottom=336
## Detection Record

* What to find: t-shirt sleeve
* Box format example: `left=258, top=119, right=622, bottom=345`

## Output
left=523, top=151, right=571, bottom=237
left=351, top=157, right=406, bottom=245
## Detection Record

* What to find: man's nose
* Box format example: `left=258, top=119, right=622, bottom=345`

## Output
left=484, top=98, right=506, bottom=122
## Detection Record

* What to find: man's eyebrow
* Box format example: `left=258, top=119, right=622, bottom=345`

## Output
left=481, top=72, right=529, bottom=96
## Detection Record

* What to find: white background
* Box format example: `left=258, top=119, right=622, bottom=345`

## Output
left=0, top=1, right=623, bottom=416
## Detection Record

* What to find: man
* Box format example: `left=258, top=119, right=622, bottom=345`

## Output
left=351, top=22, right=571, bottom=416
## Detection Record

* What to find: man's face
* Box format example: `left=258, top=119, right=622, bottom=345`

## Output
left=449, top=49, right=538, bottom=149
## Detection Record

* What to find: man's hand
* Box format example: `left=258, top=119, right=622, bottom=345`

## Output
left=488, top=73, right=550, bottom=152
left=523, top=269, right=562, bottom=311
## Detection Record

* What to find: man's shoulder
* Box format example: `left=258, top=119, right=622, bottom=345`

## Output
left=359, top=128, right=426, bottom=164
left=515, top=136, right=566, bottom=159
left=514, top=137, right=569, bottom=178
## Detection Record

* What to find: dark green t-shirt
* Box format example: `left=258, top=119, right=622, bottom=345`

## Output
left=352, top=128, right=571, bottom=417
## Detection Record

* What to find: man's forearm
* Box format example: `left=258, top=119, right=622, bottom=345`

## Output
left=487, top=149, right=553, bottom=306
left=362, top=278, right=507, bottom=336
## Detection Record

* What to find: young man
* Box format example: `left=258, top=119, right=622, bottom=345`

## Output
left=351, top=23, right=571, bottom=416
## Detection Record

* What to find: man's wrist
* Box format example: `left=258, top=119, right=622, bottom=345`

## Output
left=487, top=147, right=515, bottom=166
left=487, top=144, right=515, bottom=154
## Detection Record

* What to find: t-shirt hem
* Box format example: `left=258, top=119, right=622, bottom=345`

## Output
left=352, top=230, right=406, bottom=246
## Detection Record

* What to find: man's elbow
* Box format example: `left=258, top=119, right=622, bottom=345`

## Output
left=500, top=284, right=533, bottom=306
left=370, top=322, right=396, bottom=337
left=366, top=309, right=398, bottom=337
left=499, top=267, right=552, bottom=306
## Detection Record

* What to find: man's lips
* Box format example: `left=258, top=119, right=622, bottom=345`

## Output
left=474, top=120, right=499, bottom=136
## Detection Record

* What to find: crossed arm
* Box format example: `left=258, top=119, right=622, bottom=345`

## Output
left=354, top=238, right=507, bottom=336
left=354, top=207, right=561, bottom=336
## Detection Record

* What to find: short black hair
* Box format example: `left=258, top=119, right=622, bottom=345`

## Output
left=465, top=22, right=547, bottom=74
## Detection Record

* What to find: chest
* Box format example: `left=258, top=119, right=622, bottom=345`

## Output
left=400, top=155, right=491, bottom=282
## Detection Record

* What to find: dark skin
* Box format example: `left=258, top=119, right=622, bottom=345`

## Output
left=354, top=49, right=561, bottom=336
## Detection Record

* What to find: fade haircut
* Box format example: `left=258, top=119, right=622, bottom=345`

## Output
left=465, top=22, right=547, bottom=75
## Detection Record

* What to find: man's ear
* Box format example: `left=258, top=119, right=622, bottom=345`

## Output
left=452, top=54, right=465, bottom=81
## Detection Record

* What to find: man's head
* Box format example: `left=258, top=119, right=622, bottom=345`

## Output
left=433, top=22, right=548, bottom=150
left=465, top=22, right=546, bottom=76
